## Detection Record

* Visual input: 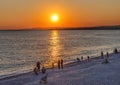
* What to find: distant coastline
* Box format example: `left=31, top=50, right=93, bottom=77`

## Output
left=48, top=25, right=120, bottom=30
left=0, top=25, right=120, bottom=31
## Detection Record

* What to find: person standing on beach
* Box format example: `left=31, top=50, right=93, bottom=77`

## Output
left=87, top=56, right=90, bottom=61
left=101, top=51, right=104, bottom=58
left=36, top=61, right=41, bottom=71
left=58, top=59, right=60, bottom=69
left=61, top=58, right=64, bottom=69
left=114, top=48, right=118, bottom=54
left=81, top=56, right=83, bottom=61
left=106, top=52, right=109, bottom=58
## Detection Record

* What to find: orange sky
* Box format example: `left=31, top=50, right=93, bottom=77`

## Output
left=0, top=0, right=120, bottom=29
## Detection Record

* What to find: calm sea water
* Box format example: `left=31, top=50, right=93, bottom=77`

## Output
left=0, top=30, right=120, bottom=77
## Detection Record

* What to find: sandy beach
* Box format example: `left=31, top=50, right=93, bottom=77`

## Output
left=0, top=52, right=120, bottom=85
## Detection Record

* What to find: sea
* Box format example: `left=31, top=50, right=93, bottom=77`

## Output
left=0, top=30, right=120, bottom=78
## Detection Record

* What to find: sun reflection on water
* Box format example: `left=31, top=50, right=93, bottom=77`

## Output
left=44, top=30, right=62, bottom=68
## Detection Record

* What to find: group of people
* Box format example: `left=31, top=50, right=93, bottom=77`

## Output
left=33, top=48, right=119, bottom=84
left=34, top=48, right=119, bottom=75
left=76, top=56, right=90, bottom=62
left=77, top=56, right=83, bottom=62
left=34, top=58, right=64, bottom=75
left=101, top=48, right=118, bottom=58
left=34, top=61, right=46, bottom=75
left=101, top=51, right=109, bottom=58
left=51, top=58, right=64, bottom=70
left=76, top=48, right=119, bottom=64
left=101, top=48, right=119, bottom=64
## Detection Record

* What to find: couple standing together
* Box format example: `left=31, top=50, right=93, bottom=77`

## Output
left=58, top=58, right=63, bottom=69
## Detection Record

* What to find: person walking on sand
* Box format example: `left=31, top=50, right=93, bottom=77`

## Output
left=58, top=59, right=61, bottom=69
left=61, top=58, right=64, bottom=69
left=36, top=61, right=41, bottom=71
left=101, top=51, right=104, bottom=58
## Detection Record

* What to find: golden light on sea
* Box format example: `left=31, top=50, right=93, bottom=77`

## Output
left=44, top=30, right=62, bottom=68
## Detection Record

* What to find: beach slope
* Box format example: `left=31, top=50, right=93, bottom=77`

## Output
left=0, top=53, right=120, bottom=85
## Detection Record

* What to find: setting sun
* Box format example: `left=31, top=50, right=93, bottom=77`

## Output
left=51, top=14, right=59, bottom=23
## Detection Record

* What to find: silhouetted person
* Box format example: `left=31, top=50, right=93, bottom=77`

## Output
left=114, top=48, right=118, bottom=54
left=61, top=58, right=64, bottom=69
left=101, top=51, right=104, bottom=58
left=34, top=67, right=38, bottom=75
left=87, top=56, right=90, bottom=61
left=58, top=59, right=60, bottom=69
left=81, top=56, right=83, bottom=61
left=41, top=66, right=46, bottom=74
left=76, top=58, right=80, bottom=62
left=36, top=61, right=41, bottom=71
left=106, top=52, right=109, bottom=58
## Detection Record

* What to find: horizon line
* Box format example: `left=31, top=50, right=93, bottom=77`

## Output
left=0, top=25, right=120, bottom=31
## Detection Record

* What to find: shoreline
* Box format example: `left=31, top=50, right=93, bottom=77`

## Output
left=0, top=51, right=118, bottom=81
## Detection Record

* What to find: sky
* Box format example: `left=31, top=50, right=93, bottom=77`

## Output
left=0, top=0, right=120, bottom=29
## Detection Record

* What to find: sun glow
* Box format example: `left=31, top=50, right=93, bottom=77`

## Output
left=51, top=14, right=59, bottom=22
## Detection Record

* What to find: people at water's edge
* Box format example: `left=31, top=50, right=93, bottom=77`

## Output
left=58, top=58, right=64, bottom=69
left=33, top=48, right=120, bottom=84
left=33, top=48, right=119, bottom=75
